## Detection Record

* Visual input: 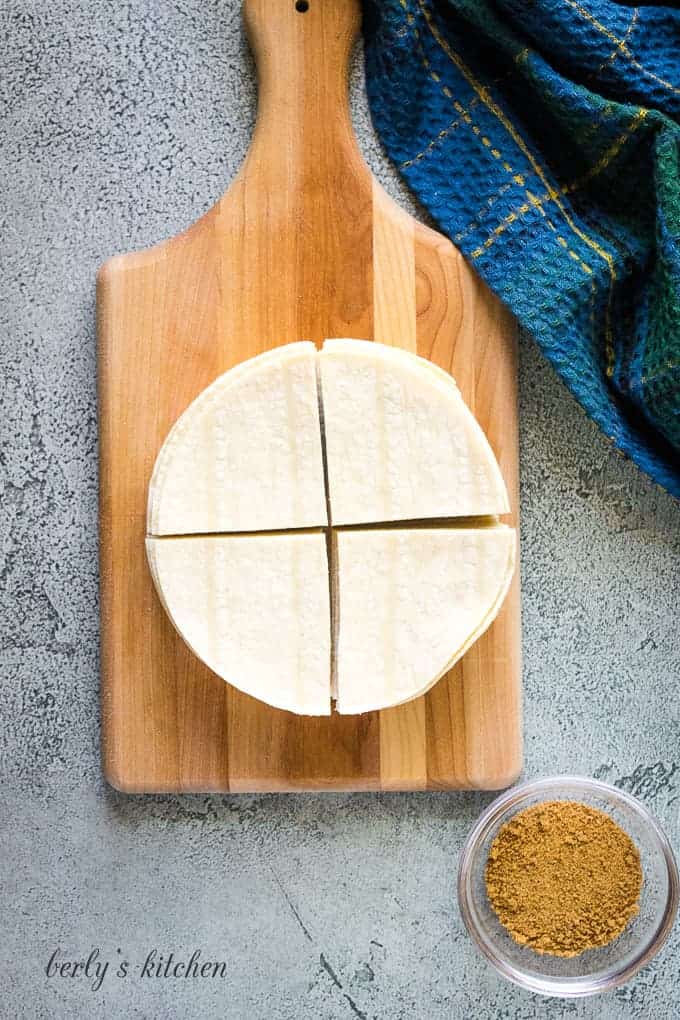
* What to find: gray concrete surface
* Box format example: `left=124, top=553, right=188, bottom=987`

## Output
left=1, top=2, right=679, bottom=1018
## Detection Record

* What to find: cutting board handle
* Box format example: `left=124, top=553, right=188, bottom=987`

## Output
left=243, top=0, right=368, bottom=186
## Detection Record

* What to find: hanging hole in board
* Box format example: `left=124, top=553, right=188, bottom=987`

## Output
left=296, top=1, right=310, bottom=12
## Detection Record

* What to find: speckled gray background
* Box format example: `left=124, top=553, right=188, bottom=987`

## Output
left=1, top=2, right=679, bottom=1018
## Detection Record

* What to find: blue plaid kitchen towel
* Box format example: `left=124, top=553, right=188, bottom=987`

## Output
left=363, top=0, right=680, bottom=497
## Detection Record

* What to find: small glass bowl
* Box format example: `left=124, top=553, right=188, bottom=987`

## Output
left=457, top=776, right=678, bottom=998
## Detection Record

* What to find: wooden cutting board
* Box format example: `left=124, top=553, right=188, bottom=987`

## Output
left=98, top=0, right=521, bottom=792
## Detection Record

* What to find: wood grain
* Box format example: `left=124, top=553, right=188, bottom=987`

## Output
left=98, top=0, right=521, bottom=793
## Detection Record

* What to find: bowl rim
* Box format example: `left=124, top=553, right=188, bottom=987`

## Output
left=457, top=774, right=679, bottom=998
